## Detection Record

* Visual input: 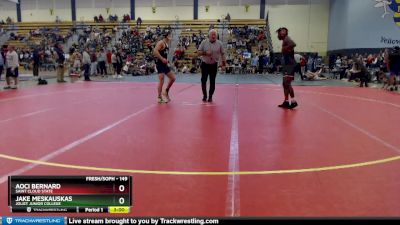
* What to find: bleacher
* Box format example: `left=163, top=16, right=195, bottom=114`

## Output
left=1, top=19, right=268, bottom=74
left=2, top=19, right=266, bottom=44
left=174, top=19, right=269, bottom=70
left=3, top=22, right=73, bottom=50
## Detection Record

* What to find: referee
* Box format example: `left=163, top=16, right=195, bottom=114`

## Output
left=198, top=29, right=226, bottom=102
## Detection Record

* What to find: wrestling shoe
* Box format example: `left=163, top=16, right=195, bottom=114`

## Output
left=289, top=101, right=298, bottom=109
left=278, top=101, right=290, bottom=108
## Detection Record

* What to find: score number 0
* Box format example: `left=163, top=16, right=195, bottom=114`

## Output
left=118, top=184, right=126, bottom=205
left=116, top=177, right=129, bottom=205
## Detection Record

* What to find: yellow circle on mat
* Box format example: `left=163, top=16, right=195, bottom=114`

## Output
left=0, top=153, right=399, bottom=176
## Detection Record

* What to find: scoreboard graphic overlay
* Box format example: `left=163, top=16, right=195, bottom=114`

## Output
left=8, top=176, right=132, bottom=213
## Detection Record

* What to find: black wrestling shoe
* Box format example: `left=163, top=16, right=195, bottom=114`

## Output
left=207, top=97, right=213, bottom=102
left=202, top=96, right=207, bottom=102
left=289, top=101, right=298, bottom=109
left=278, top=101, right=290, bottom=108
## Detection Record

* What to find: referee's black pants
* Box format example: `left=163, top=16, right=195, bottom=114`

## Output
left=201, top=62, right=218, bottom=98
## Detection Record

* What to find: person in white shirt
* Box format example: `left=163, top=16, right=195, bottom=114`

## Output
left=294, top=53, right=304, bottom=80
left=335, top=56, right=342, bottom=68
left=4, top=45, right=19, bottom=89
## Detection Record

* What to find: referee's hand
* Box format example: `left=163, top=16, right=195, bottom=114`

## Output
left=161, top=58, right=168, bottom=64
left=221, top=61, right=227, bottom=70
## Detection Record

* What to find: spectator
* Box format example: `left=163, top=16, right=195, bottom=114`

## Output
left=112, top=26, right=118, bottom=34
left=388, top=46, right=400, bottom=91
left=255, top=52, right=264, bottom=74
left=4, top=45, right=19, bottom=89
left=111, top=50, right=117, bottom=77
left=116, top=49, right=123, bottom=78
left=174, top=45, right=185, bottom=61
left=251, top=54, right=259, bottom=74
left=300, top=56, right=307, bottom=78
left=262, top=54, right=269, bottom=71
left=348, top=58, right=362, bottom=81
left=97, top=48, right=107, bottom=76
left=307, top=55, right=315, bottom=72
left=156, top=25, right=161, bottom=35
left=335, top=56, right=342, bottom=68
left=90, top=49, right=97, bottom=76
left=106, top=49, right=113, bottom=74
left=366, top=54, right=374, bottom=68
left=137, top=17, right=142, bottom=27
left=0, top=48, right=4, bottom=81
left=123, top=14, right=131, bottom=23
left=225, top=13, right=231, bottom=22
left=108, top=14, right=118, bottom=22
left=71, top=49, right=82, bottom=75
left=54, top=43, right=66, bottom=83
left=32, top=48, right=40, bottom=79
left=82, top=47, right=91, bottom=81
left=294, top=53, right=304, bottom=80
left=358, top=58, right=369, bottom=87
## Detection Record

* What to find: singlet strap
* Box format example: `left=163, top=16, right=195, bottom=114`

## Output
left=162, top=40, right=169, bottom=49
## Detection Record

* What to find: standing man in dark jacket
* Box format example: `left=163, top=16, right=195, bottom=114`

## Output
left=116, top=49, right=123, bottom=78
left=32, top=47, right=40, bottom=79
left=54, top=43, right=66, bottom=83
left=82, top=47, right=91, bottom=81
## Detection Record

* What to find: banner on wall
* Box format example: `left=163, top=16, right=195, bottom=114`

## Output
left=6, top=0, right=19, bottom=4
left=374, top=0, right=400, bottom=26
left=375, top=0, right=400, bottom=46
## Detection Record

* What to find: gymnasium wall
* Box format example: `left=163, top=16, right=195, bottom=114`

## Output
left=198, top=5, right=261, bottom=20
left=268, top=0, right=330, bottom=56
left=0, top=0, right=17, bottom=22
left=135, top=6, right=193, bottom=21
left=20, top=0, right=71, bottom=22
left=328, top=0, right=400, bottom=51
left=76, top=0, right=130, bottom=22
left=13, top=0, right=263, bottom=22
